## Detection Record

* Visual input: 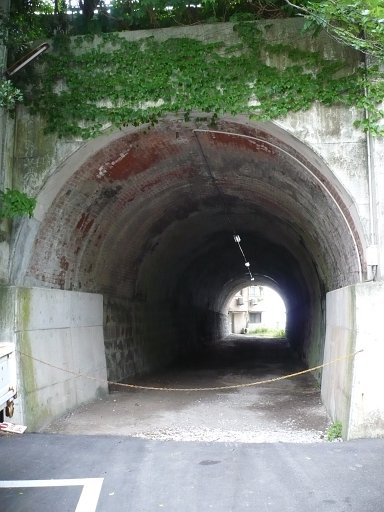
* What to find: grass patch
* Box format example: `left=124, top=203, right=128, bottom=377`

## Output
left=246, top=327, right=286, bottom=338
left=326, top=421, right=343, bottom=441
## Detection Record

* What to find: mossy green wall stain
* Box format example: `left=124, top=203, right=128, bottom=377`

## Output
left=13, top=109, right=57, bottom=196
left=17, top=288, right=50, bottom=429
left=341, top=285, right=357, bottom=439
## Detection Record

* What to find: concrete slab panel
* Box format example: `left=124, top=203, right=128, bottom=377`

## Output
left=18, top=328, right=75, bottom=390
left=70, top=292, right=103, bottom=328
left=70, top=326, right=106, bottom=373
left=349, top=282, right=384, bottom=438
left=14, top=287, right=103, bottom=331
left=322, top=282, right=384, bottom=439
left=321, top=286, right=356, bottom=437
left=9, top=287, right=108, bottom=429
left=0, top=286, right=16, bottom=341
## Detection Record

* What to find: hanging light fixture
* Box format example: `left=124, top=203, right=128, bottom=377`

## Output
left=4, top=43, right=49, bottom=78
left=195, top=131, right=255, bottom=283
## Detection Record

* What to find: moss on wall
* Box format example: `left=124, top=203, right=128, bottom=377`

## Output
left=13, top=109, right=58, bottom=196
left=16, top=287, right=50, bottom=429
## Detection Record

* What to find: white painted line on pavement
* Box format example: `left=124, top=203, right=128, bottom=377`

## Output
left=0, top=478, right=104, bottom=512
left=75, top=478, right=104, bottom=512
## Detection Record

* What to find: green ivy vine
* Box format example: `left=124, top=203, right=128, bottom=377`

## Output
left=0, top=189, right=36, bottom=219
left=0, top=80, right=23, bottom=110
left=19, top=22, right=384, bottom=139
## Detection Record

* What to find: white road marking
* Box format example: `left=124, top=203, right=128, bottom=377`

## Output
left=0, top=478, right=104, bottom=512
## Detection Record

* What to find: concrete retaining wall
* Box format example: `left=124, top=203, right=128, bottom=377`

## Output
left=2, top=286, right=108, bottom=430
left=321, top=282, right=384, bottom=439
left=349, top=282, right=384, bottom=438
left=321, top=286, right=355, bottom=437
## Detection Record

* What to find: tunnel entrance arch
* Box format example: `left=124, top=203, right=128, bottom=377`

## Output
left=11, top=116, right=367, bottom=420
left=225, top=282, right=287, bottom=336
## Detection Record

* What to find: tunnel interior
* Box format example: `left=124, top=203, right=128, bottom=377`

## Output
left=19, top=117, right=364, bottom=383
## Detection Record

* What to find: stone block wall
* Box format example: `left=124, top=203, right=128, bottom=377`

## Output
left=104, top=294, right=226, bottom=383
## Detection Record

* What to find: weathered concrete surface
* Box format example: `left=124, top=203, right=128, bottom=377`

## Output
left=349, top=282, right=384, bottom=438
left=322, top=282, right=384, bottom=440
left=372, top=133, right=384, bottom=280
left=2, top=19, right=384, bottom=439
left=9, top=119, right=365, bottom=390
left=0, top=110, right=15, bottom=284
left=1, top=434, right=384, bottom=512
left=0, top=286, right=108, bottom=429
left=0, top=0, right=12, bottom=284
left=321, top=286, right=355, bottom=438
left=43, top=336, right=329, bottom=443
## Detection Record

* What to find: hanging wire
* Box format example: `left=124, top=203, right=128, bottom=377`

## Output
left=194, top=131, right=254, bottom=282
left=233, top=234, right=254, bottom=281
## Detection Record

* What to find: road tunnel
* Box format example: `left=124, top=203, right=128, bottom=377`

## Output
left=14, top=116, right=365, bottom=386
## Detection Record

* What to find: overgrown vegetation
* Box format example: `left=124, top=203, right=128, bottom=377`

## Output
left=8, top=22, right=381, bottom=139
left=287, top=0, right=384, bottom=61
left=247, top=326, right=286, bottom=338
left=1, top=1, right=382, bottom=218
left=2, top=1, right=383, bottom=57
left=1, top=0, right=294, bottom=57
left=0, top=189, right=36, bottom=219
left=0, top=79, right=22, bottom=109
left=326, top=420, right=343, bottom=441
left=1, top=1, right=383, bottom=139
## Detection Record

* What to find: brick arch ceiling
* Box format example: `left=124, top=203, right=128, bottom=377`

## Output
left=22, top=118, right=365, bottom=316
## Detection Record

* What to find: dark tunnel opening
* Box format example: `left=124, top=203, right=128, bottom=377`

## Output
left=14, top=117, right=365, bottom=387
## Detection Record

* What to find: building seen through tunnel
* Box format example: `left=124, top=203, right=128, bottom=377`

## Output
left=0, top=19, right=384, bottom=440
left=227, top=286, right=286, bottom=335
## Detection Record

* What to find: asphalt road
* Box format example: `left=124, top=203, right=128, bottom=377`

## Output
left=0, top=434, right=383, bottom=512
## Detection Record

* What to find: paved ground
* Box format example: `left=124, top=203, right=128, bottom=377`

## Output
left=43, top=336, right=330, bottom=443
left=1, top=337, right=384, bottom=511
left=1, top=434, right=384, bottom=511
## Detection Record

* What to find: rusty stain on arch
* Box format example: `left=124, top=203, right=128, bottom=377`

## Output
left=12, top=118, right=366, bottom=295
left=9, top=117, right=368, bottom=381
left=193, top=128, right=364, bottom=281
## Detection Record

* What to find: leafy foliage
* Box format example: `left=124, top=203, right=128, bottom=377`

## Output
left=286, top=0, right=384, bottom=61
left=0, top=189, right=37, bottom=219
left=0, top=0, right=54, bottom=62
left=18, top=23, right=384, bottom=139
left=1, top=0, right=292, bottom=59
left=0, top=80, right=23, bottom=109
left=104, top=0, right=290, bottom=31
left=285, top=1, right=384, bottom=135
left=326, top=420, right=343, bottom=441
